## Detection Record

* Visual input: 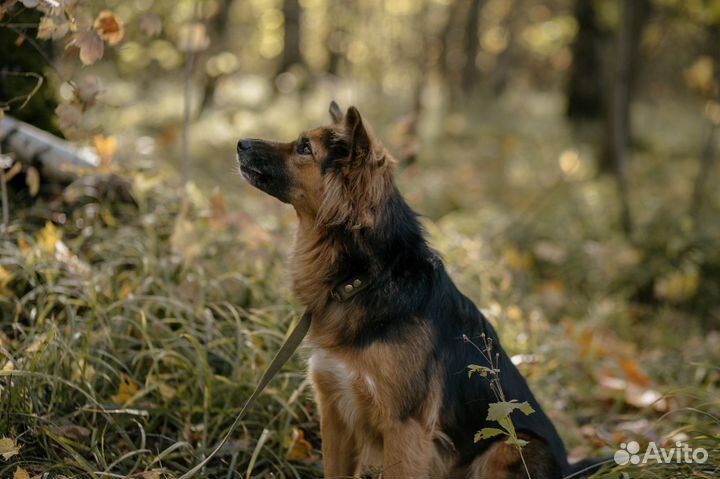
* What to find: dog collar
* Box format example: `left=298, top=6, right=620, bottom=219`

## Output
left=331, top=276, right=369, bottom=302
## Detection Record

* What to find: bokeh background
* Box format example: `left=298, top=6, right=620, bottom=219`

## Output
left=1, top=0, right=719, bottom=477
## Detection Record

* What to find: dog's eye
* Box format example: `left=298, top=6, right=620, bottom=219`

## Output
left=296, top=139, right=312, bottom=156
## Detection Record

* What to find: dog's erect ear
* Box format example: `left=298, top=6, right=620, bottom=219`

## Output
left=345, top=106, right=371, bottom=161
left=329, top=101, right=344, bottom=124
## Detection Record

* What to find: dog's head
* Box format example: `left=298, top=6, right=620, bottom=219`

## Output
left=237, top=102, right=395, bottom=229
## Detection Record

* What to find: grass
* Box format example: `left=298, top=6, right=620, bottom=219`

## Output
left=1, top=89, right=719, bottom=478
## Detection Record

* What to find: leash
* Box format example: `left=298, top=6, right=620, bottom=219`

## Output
left=178, top=276, right=367, bottom=478
left=179, top=312, right=312, bottom=479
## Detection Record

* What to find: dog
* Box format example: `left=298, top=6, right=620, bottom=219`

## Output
left=237, top=102, right=595, bottom=478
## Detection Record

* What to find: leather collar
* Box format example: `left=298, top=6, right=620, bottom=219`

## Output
left=330, top=276, right=370, bottom=302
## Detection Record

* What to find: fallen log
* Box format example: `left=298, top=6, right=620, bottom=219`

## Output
left=0, top=115, right=99, bottom=181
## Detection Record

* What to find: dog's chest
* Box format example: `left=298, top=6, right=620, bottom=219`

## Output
left=307, top=348, right=382, bottom=433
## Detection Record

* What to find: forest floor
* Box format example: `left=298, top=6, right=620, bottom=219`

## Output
left=1, top=81, right=719, bottom=478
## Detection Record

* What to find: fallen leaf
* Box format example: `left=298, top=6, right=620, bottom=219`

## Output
left=17, top=235, right=30, bottom=255
left=140, top=13, right=162, bottom=37
left=93, top=134, right=116, bottom=173
left=284, top=428, right=313, bottom=461
left=0, top=437, right=20, bottom=460
left=112, top=374, right=139, bottom=404
left=94, top=11, right=124, bottom=46
left=0, top=266, right=11, bottom=294
left=25, top=333, right=47, bottom=355
left=13, top=467, right=29, bottom=479
left=25, top=165, right=39, bottom=197
left=619, top=358, right=651, bottom=387
left=36, top=221, right=61, bottom=253
left=68, top=30, right=104, bottom=65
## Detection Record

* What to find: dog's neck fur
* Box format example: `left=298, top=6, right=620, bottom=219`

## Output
left=290, top=184, right=428, bottom=315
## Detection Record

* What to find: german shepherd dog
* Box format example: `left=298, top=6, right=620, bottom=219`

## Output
left=237, top=103, right=592, bottom=478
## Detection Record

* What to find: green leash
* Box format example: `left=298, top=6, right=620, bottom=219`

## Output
left=179, top=312, right=312, bottom=479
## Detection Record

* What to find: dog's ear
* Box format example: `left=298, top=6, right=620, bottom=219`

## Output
left=345, top=106, right=371, bottom=161
left=329, top=101, right=343, bottom=124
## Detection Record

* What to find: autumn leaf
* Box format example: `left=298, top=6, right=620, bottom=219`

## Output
left=37, top=15, right=69, bottom=40
left=112, top=374, right=139, bottom=404
left=140, top=13, right=162, bottom=37
left=37, top=221, right=61, bottom=253
left=94, top=11, right=124, bottom=46
left=25, top=165, right=39, bottom=197
left=68, top=30, right=104, bottom=65
left=0, top=437, right=20, bottom=460
left=55, top=102, right=83, bottom=130
left=619, top=358, right=651, bottom=387
left=18, top=235, right=30, bottom=255
left=75, top=76, right=102, bottom=106
left=93, top=134, right=117, bottom=173
left=0, top=265, right=11, bottom=294
left=283, top=428, right=313, bottom=461
left=13, top=467, right=30, bottom=479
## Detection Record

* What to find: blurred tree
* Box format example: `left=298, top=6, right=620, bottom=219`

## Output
left=605, top=0, right=652, bottom=235
left=566, top=0, right=604, bottom=121
left=198, top=0, right=236, bottom=115
left=440, top=0, right=465, bottom=103
left=325, top=0, right=349, bottom=76
left=461, top=0, right=483, bottom=94
left=278, top=0, right=304, bottom=74
left=691, top=23, right=720, bottom=225
left=0, top=7, right=61, bottom=136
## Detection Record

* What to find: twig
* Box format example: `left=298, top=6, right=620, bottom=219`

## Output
left=0, top=144, right=9, bottom=228
left=0, top=71, right=44, bottom=110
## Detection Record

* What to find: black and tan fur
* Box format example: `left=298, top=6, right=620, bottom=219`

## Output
left=236, top=103, right=592, bottom=478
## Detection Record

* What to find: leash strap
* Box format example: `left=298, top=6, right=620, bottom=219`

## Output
left=179, top=312, right=312, bottom=479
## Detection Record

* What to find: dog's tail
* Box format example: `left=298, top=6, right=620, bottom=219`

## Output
left=564, top=456, right=615, bottom=478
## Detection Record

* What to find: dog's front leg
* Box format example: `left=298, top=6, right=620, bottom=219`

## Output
left=318, top=398, right=356, bottom=478
left=382, top=419, right=433, bottom=479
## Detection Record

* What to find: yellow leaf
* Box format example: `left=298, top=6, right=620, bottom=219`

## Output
left=25, top=166, right=39, bottom=197
left=37, top=222, right=61, bottom=253
left=17, top=235, right=31, bottom=255
left=112, top=374, right=139, bottom=404
left=94, top=11, right=124, bottom=46
left=14, top=467, right=30, bottom=479
left=68, top=30, right=104, bottom=65
left=0, top=437, right=20, bottom=460
left=283, top=428, right=313, bottom=461
left=0, top=266, right=11, bottom=294
left=619, top=358, right=651, bottom=388
left=503, top=246, right=533, bottom=271
left=93, top=134, right=117, bottom=173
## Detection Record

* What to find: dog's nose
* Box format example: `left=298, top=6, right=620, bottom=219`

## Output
left=237, top=140, right=253, bottom=152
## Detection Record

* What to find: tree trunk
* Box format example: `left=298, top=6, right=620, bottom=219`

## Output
left=600, top=0, right=651, bottom=176
left=566, top=0, right=603, bottom=120
left=197, top=0, right=235, bottom=115
left=691, top=25, right=720, bottom=226
left=461, top=0, right=483, bottom=94
left=440, top=0, right=464, bottom=104
left=279, top=0, right=304, bottom=74
left=607, top=0, right=651, bottom=235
